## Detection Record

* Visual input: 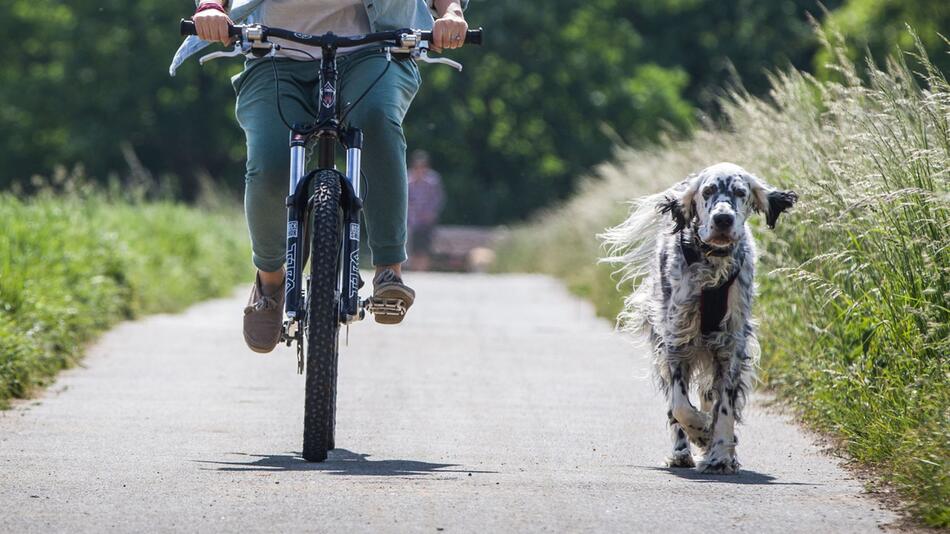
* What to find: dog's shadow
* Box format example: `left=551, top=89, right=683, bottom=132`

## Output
left=193, top=448, right=496, bottom=477
left=642, top=466, right=819, bottom=486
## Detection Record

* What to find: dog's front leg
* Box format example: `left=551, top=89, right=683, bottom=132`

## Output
left=665, top=408, right=694, bottom=468
left=696, top=386, right=716, bottom=455
left=668, top=361, right=711, bottom=451
left=697, top=360, right=742, bottom=474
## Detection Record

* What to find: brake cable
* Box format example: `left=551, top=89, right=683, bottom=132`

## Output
left=270, top=44, right=393, bottom=133
left=270, top=46, right=318, bottom=131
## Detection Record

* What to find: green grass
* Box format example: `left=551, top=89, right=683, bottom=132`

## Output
left=0, top=185, right=251, bottom=406
left=495, top=35, right=949, bottom=527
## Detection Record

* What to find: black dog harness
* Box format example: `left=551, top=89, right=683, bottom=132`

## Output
left=680, top=233, right=740, bottom=335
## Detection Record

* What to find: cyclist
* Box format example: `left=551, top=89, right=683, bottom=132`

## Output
left=170, top=0, right=469, bottom=352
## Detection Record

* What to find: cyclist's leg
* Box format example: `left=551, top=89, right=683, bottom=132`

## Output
left=338, top=51, right=421, bottom=269
left=234, top=60, right=319, bottom=280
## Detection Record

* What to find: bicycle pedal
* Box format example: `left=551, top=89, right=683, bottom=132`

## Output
left=364, top=297, right=407, bottom=316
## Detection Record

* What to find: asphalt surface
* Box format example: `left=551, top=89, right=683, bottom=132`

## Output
left=1, top=273, right=897, bottom=533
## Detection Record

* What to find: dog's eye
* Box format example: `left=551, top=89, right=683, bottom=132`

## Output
left=702, top=186, right=716, bottom=198
left=734, top=188, right=747, bottom=198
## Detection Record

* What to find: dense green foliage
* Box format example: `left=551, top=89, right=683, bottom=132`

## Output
left=495, top=40, right=949, bottom=526
left=2, top=0, right=849, bottom=224
left=0, top=0, right=245, bottom=198
left=817, top=0, right=950, bottom=77
left=0, top=183, right=250, bottom=406
left=3, top=1, right=946, bottom=224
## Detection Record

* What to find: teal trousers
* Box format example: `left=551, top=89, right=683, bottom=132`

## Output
left=233, top=50, right=421, bottom=271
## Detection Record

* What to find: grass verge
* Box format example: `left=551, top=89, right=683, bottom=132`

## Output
left=0, top=187, right=251, bottom=407
left=495, top=35, right=949, bottom=527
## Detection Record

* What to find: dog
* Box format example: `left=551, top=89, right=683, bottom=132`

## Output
left=602, top=162, right=797, bottom=474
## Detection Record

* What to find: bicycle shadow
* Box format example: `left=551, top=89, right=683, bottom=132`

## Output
left=639, top=466, right=819, bottom=486
left=194, top=448, right=496, bottom=477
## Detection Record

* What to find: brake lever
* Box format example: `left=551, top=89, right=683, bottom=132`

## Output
left=386, top=38, right=464, bottom=72
left=198, top=42, right=245, bottom=65
left=416, top=47, right=463, bottom=72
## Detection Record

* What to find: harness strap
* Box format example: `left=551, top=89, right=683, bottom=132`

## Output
left=699, top=270, right=739, bottom=334
left=680, top=233, right=741, bottom=335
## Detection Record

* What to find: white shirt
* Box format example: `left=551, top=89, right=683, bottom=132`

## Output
left=259, top=0, right=372, bottom=60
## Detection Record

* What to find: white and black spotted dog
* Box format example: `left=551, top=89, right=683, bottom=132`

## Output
left=602, top=162, right=797, bottom=474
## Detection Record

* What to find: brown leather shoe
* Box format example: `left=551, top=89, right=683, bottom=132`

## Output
left=243, top=274, right=284, bottom=353
left=371, top=269, right=415, bottom=325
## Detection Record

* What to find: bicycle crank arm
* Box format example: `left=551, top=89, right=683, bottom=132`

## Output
left=281, top=319, right=305, bottom=374
left=281, top=319, right=299, bottom=344
left=342, top=308, right=367, bottom=324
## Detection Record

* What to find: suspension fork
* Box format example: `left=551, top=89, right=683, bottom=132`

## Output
left=284, top=132, right=309, bottom=322
left=340, top=128, right=364, bottom=323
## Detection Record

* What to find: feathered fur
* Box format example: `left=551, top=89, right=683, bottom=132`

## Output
left=601, top=162, right=797, bottom=474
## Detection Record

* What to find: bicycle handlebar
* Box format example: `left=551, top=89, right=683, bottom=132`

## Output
left=179, top=19, right=483, bottom=47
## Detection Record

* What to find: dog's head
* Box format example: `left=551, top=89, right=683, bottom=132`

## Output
left=659, top=163, right=798, bottom=248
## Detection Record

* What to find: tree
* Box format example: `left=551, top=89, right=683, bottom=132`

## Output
left=0, top=0, right=244, bottom=197
left=623, top=0, right=845, bottom=105
left=816, top=0, right=950, bottom=77
left=408, top=0, right=695, bottom=224
left=410, top=0, right=843, bottom=224
left=6, top=0, right=899, bottom=226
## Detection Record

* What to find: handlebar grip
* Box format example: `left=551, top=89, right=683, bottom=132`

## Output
left=465, top=28, right=483, bottom=46
left=465, top=28, right=482, bottom=46
left=179, top=18, right=243, bottom=38
left=180, top=19, right=197, bottom=36
left=419, top=27, right=483, bottom=45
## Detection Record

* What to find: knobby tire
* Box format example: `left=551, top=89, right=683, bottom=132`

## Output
left=302, top=170, right=343, bottom=462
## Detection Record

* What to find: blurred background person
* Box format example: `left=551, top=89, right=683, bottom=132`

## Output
left=407, top=150, right=445, bottom=271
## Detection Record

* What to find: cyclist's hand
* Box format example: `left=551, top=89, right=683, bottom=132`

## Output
left=431, top=11, right=468, bottom=52
left=194, top=6, right=233, bottom=45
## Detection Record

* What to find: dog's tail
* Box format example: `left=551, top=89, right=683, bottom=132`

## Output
left=599, top=187, right=679, bottom=335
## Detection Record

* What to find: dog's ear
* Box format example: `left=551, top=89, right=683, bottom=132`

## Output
left=764, top=190, right=799, bottom=228
left=658, top=196, right=689, bottom=233
left=657, top=174, right=700, bottom=233
left=748, top=175, right=799, bottom=229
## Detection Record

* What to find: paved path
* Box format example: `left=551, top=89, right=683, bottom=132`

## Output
left=0, top=273, right=897, bottom=532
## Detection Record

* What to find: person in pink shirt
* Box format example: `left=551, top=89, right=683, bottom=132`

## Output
left=407, top=150, right=445, bottom=271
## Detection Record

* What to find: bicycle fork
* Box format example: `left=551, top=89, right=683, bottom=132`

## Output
left=339, top=128, right=364, bottom=325
left=281, top=133, right=308, bottom=372
left=281, top=129, right=365, bottom=372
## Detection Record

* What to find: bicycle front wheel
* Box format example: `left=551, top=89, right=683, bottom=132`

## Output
left=302, top=170, right=343, bottom=462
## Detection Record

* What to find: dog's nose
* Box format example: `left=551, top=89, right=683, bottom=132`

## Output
left=713, top=213, right=734, bottom=229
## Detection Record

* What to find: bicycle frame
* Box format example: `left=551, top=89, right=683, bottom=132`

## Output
left=284, top=45, right=365, bottom=354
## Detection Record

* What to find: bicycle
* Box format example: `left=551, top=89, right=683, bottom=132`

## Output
left=179, top=18, right=482, bottom=462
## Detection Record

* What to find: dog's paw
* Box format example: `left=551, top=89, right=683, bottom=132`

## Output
left=697, top=458, right=739, bottom=474
left=696, top=450, right=740, bottom=475
left=665, top=451, right=696, bottom=468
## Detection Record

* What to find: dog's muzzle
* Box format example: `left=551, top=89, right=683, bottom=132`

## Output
left=703, top=203, right=739, bottom=246
left=713, top=213, right=734, bottom=230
